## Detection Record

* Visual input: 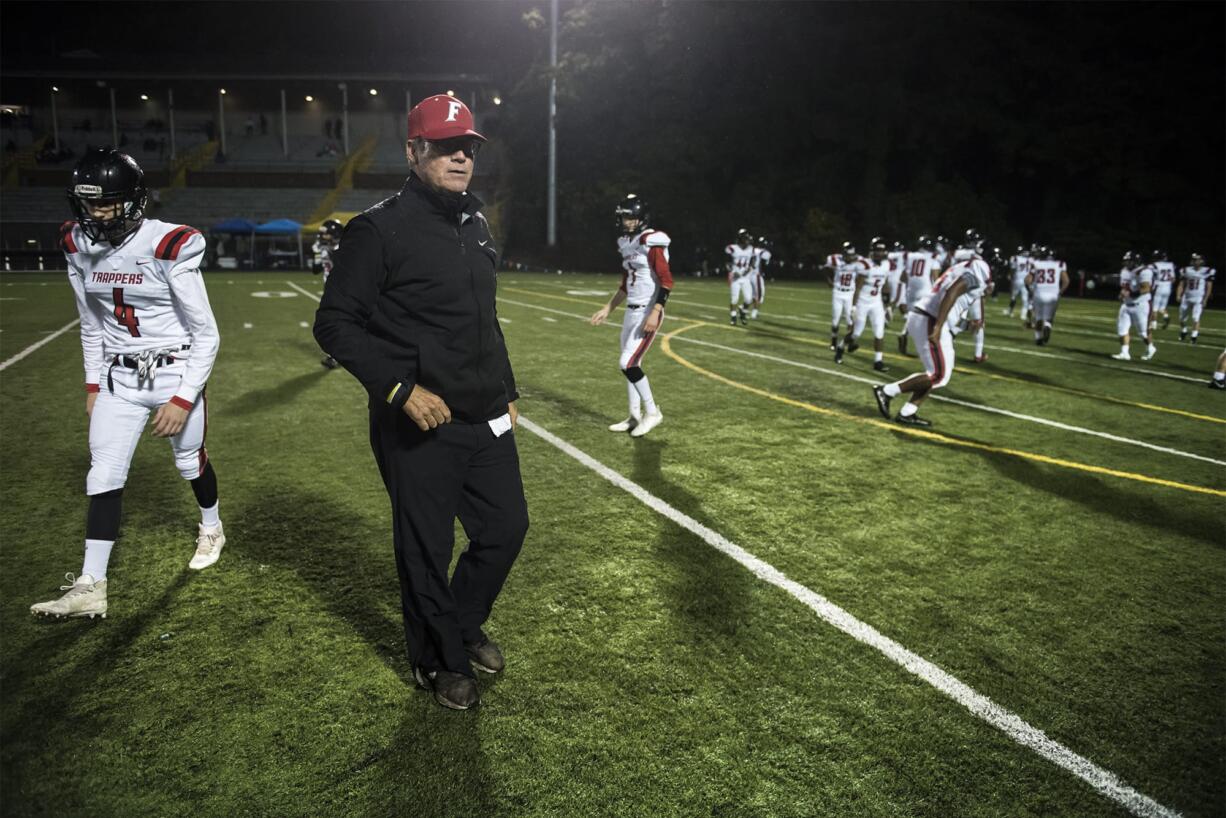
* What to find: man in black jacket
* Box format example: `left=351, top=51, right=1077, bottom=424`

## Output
left=314, top=95, right=527, bottom=710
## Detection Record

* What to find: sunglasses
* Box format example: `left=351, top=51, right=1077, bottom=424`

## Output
left=428, top=137, right=481, bottom=158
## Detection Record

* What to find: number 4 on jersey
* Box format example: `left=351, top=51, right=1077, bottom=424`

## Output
left=113, top=287, right=141, bottom=337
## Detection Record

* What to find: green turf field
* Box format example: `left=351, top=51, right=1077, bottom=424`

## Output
left=1, top=271, right=1222, bottom=818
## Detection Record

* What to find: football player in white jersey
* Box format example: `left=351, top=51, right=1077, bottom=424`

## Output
left=844, top=237, right=892, bottom=371
left=1210, top=349, right=1226, bottom=390
left=1176, top=253, right=1215, bottom=344
left=1148, top=250, right=1177, bottom=332
left=1024, top=246, right=1069, bottom=345
left=885, top=240, right=907, bottom=323
left=590, top=194, right=672, bottom=438
left=897, top=235, right=941, bottom=355
left=1113, top=252, right=1157, bottom=360
left=872, top=234, right=991, bottom=426
left=32, top=149, right=225, bottom=621
left=1004, top=245, right=1031, bottom=318
left=726, top=229, right=755, bottom=326
left=749, top=236, right=772, bottom=320
left=823, top=241, right=870, bottom=363
left=312, top=218, right=343, bottom=369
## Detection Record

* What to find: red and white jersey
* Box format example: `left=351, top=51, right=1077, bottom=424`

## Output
left=916, top=255, right=991, bottom=322
left=856, top=260, right=891, bottom=303
left=726, top=242, right=755, bottom=279
left=751, top=246, right=771, bottom=274
left=1152, top=261, right=1177, bottom=293
left=618, top=228, right=673, bottom=305
left=826, top=254, right=871, bottom=295
left=1180, top=266, right=1216, bottom=300
left=1009, top=254, right=1031, bottom=286
left=1120, top=265, right=1154, bottom=303
left=62, top=218, right=220, bottom=406
left=1029, top=259, right=1064, bottom=299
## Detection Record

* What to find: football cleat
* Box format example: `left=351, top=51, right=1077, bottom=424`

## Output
left=608, top=416, right=640, bottom=433
left=321, top=355, right=339, bottom=370
left=1141, top=345, right=1157, bottom=361
left=1161, top=313, right=1171, bottom=330
left=31, top=573, right=107, bottom=619
left=1210, top=379, right=1225, bottom=390
left=1179, top=330, right=1188, bottom=341
left=1111, top=351, right=1132, bottom=361
left=834, top=346, right=844, bottom=364
left=1041, top=325, right=1052, bottom=344
left=739, top=310, right=748, bottom=326
left=895, top=412, right=933, bottom=427
left=873, top=360, right=889, bottom=372
left=973, top=354, right=988, bottom=363
left=731, top=315, right=738, bottom=326
left=871, top=385, right=892, bottom=419
left=1191, top=336, right=1198, bottom=345
left=189, top=522, right=226, bottom=570
left=629, top=409, right=663, bottom=438
left=845, top=338, right=860, bottom=354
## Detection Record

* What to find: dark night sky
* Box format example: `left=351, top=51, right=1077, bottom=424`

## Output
left=2, top=1, right=1222, bottom=268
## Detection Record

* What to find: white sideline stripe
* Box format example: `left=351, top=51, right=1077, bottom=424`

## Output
left=497, top=298, right=1221, bottom=465
left=0, top=318, right=79, bottom=372
left=517, top=415, right=1181, bottom=818
left=977, top=343, right=1207, bottom=384
left=287, top=281, right=321, bottom=302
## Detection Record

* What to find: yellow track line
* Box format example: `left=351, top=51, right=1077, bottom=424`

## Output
left=503, top=286, right=1223, bottom=426
left=660, top=323, right=1226, bottom=498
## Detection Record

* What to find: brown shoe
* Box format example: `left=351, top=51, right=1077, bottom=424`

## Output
left=464, top=634, right=505, bottom=674
left=414, top=667, right=479, bottom=710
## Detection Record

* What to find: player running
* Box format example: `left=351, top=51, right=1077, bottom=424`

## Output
left=897, top=235, right=941, bottom=355
left=1004, top=245, right=1031, bottom=319
left=590, top=194, right=672, bottom=438
left=885, top=240, right=907, bottom=323
left=726, top=229, right=755, bottom=326
left=32, top=149, right=225, bottom=620
left=822, top=241, right=871, bottom=363
left=871, top=235, right=992, bottom=426
left=312, top=218, right=343, bottom=369
left=1177, top=252, right=1215, bottom=344
left=1113, top=251, right=1157, bottom=361
left=1148, top=250, right=1177, bottom=333
left=749, top=235, right=771, bottom=320
left=843, top=237, right=892, bottom=371
left=1025, top=246, right=1069, bottom=345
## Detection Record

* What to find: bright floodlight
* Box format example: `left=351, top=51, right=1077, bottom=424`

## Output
left=493, top=96, right=502, bottom=105
left=52, top=86, right=59, bottom=92
left=305, top=95, right=314, bottom=102
left=140, top=94, right=149, bottom=101
left=220, top=88, right=227, bottom=95
left=369, top=88, right=378, bottom=96
left=446, top=90, right=455, bottom=97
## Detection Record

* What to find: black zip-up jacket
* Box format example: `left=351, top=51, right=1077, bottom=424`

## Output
left=313, top=173, right=518, bottom=423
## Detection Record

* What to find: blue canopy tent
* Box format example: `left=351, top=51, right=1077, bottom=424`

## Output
left=251, top=219, right=304, bottom=269
left=207, top=219, right=258, bottom=270
left=210, top=218, right=258, bottom=234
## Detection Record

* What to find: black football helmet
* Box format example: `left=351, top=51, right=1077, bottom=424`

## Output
left=1121, top=251, right=1136, bottom=266
left=935, top=234, right=949, bottom=247
left=319, top=218, right=343, bottom=247
left=868, top=236, right=888, bottom=261
left=891, top=240, right=904, bottom=252
left=735, top=228, right=752, bottom=246
left=960, top=228, right=985, bottom=251
left=757, top=235, right=770, bottom=248
left=1151, top=249, right=1167, bottom=262
left=916, top=234, right=934, bottom=251
left=67, top=148, right=148, bottom=246
left=615, top=194, right=649, bottom=234
left=1189, top=252, right=1205, bottom=266
left=841, top=241, right=857, bottom=261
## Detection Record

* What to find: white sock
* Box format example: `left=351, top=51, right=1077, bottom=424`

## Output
left=82, top=539, right=114, bottom=581
left=1120, top=344, right=1128, bottom=355
left=751, top=308, right=759, bottom=318
left=899, top=401, right=918, bottom=417
left=200, top=502, right=220, bottom=528
left=627, top=381, right=642, bottom=419
left=1192, top=331, right=1199, bottom=339
left=883, top=383, right=901, bottom=398
left=974, top=328, right=985, bottom=357
left=731, top=309, right=738, bottom=319
left=633, top=375, right=658, bottom=415
left=873, top=351, right=883, bottom=362
left=1214, top=372, right=1225, bottom=383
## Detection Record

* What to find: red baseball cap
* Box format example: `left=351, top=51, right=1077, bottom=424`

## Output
left=407, top=94, right=486, bottom=142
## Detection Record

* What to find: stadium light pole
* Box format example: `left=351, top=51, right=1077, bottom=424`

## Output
left=168, top=88, right=176, bottom=161
left=109, top=86, right=118, bottom=147
left=339, top=82, right=350, bottom=155
left=547, top=0, right=558, bottom=247
left=218, top=88, right=227, bottom=156
left=50, top=87, right=60, bottom=152
left=280, top=88, right=288, bottom=157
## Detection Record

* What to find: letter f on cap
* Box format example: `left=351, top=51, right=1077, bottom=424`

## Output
left=446, top=101, right=462, bottom=122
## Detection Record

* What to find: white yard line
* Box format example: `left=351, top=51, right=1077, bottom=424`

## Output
left=286, top=281, right=321, bottom=302
left=0, top=318, right=79, bottom=372
left=497, top=297, right=1222, bottom=465
left=517, top=415, right=1182, bottom=818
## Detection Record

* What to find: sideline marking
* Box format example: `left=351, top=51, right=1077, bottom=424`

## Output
left=672, top=333, right=1225, bottom=466
left=659, top=324, right=1225, bottom=498
left=287, top=281, right=322, bottom=302
left=0, top=318, right=79, bottom=372
left=517, top=414, right=1183, bottom=818
left=501, top=287, right=1220, bottom=423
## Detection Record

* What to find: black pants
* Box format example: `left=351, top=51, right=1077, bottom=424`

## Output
left=370, top=408, right=529, bottom=678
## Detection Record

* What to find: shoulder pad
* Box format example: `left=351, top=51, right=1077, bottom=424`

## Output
left=59, top=221, right=80, bottom=254
left=155, top=225, right=202, bottom=261
left=641, top=230, right=670, bottom=248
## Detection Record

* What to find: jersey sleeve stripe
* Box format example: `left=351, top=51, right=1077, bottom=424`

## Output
left=167, top=228, right=201, bottom=261
left=156, top=227, right=200, bottom=261
left=59, top=221, right=78, bottom=254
